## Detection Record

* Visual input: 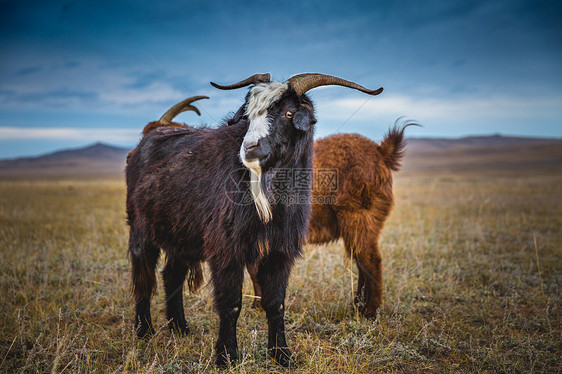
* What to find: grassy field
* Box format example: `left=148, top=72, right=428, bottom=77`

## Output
left=0, top=170, right=560, bottom=373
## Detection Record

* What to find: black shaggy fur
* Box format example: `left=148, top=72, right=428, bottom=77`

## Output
left=126, top=87, right=315, bottom=367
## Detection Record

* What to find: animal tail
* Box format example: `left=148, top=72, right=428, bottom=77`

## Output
left=141, top=120, right=183, bottom=136
left=378, top=120, right=421, bottom=172
left=186, top=261, right=204, bottom=293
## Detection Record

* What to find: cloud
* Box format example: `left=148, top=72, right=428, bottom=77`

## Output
left=315, top=94, right=562, bottom=124
left=16, top=66, right=43, bottom=76
left=0, top=127, right=140, bottom=143
left=0, top=58, right=187, bottom=113
left=51, top=61, right=81, bottom=70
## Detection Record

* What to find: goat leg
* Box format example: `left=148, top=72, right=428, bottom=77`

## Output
left=211, top=259, right=243, bottom=367
left=257, top=252, right=295, bottom=368
left=129, top=229, right=159, bottom=338
left=134, top=298, right=155, bottom=338
left=247, top=262, right=263, bottom=309
left=162, top=257, right=189, bottom=336
left=355, top=249, right=383, bottom=319
left=354, top=267, right=366, bottom=311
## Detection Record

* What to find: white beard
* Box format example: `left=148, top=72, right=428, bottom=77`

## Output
left=239, top=82, right=288, bottom=223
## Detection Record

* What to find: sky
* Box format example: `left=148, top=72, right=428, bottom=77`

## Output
left=0, top=0, right=561, bottom=159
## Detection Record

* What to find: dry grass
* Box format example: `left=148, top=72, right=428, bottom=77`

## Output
left=0, top=170, right=560, bottom=373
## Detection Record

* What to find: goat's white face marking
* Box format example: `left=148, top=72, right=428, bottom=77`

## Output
left=240, top=82, right=288, bottom=223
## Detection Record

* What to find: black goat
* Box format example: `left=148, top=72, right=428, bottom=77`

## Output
left=126, top=73, right=382, bottom=367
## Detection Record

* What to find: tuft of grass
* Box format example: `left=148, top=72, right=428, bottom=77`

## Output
left=0, top=171, right=560, bottom=373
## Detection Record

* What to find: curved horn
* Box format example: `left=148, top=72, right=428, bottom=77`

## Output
left=159, top=96, right=209, bottom=125
left=210, top=73, right=271, bottom=90
left=287, top=73, right=383, bottom=96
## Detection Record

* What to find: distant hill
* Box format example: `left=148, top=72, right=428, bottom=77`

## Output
left=0, top=135, right=560, bottom=178
left=406, top=134, right=561, bottom=152
left=403, top=135, right=562, bottom=174
left=0, top=142, right=130, bottom=177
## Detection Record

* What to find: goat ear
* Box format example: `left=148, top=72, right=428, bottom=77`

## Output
left=228, top=105, right=247, bottom=126
left=293, top=107, right=313, bottom=131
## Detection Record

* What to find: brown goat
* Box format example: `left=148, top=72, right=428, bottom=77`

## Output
left=248, top=125, right=411, bottom=318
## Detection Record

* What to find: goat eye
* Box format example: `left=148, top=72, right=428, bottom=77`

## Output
left=285, top=111, right=293, bottom=119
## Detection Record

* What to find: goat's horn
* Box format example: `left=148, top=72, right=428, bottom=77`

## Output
left=210, top=73, right=271, bottom=90
left=287, top=73, right=383, bottom=96
left=159, top=96, right=209, bottom=125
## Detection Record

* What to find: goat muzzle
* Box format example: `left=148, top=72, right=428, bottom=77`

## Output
left=243, top=140, right=259, bottom=153
left=243, top=139, right=270, bottom=161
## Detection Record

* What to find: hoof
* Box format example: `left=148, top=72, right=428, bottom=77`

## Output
left=360, top=307, right=379, bottom=320
left=136, top=323, right=155, bottom=339
left=354, top=288, right=366, bottom=308
left=215, top=347, right=238, bottom=367
left=251, top=298, right=263, bottom=310
left=270, top=347, right=295, bottom=368
left=355, top=296, right=379, bottom=320
left=168, top=318, right=189, bottom=336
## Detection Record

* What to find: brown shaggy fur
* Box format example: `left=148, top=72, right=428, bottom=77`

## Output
left=249, top=125, right=410, bottom=318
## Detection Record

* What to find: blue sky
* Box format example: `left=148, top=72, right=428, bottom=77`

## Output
left=1, top=0, right=561, bottom=159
